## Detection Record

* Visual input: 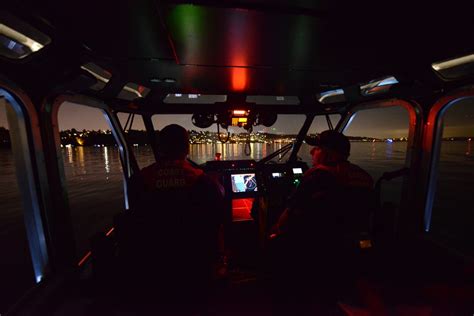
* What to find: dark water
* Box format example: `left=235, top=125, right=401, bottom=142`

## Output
left=0, top=141, right=473, bottom=312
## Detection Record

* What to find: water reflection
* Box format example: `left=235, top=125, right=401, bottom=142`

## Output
left=77, top=146, right=85, bottom=176
left=466, top=139, right=471, bottom=156
left=103, top=146, right=110, bottom=174
left=221, top=143, right=226, bottom=158
left=371, top=142, right=376, bottom=160
left=385, top=142, right=393, bottom=159
left=189, top=142, right=277, bottom=164
left=67, top=146, right=73, bottom=164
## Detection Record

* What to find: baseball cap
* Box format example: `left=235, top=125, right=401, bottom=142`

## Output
left=305, top=130, right=350, bottom=156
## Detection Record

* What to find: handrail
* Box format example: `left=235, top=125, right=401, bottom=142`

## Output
left=257, top=142, right=293, bottom=165
left=372, top=167, right=410, bottom=240
left=375, top=167, right=410, bottom=209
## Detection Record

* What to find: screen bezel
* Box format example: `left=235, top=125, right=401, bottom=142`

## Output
left=230, top=173, right=258, bottom=194
left=228, top=171, right=260, bottom=197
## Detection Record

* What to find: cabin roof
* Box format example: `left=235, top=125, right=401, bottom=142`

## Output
left=1, top=0, right=474, bottom=112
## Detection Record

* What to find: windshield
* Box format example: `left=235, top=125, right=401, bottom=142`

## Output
left=152, top=114, right=306, bottom=164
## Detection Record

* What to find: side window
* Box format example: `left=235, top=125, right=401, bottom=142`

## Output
left=117, top=113, right=154, bottom=169
left=344, top=106, right=410, bottom=205
left=430, top=97, right=474, bottom=256
left=58, top=102, right=124, bottom=258
left=0, top=99, right=35, bottom=312
left=307, top=114, right=341, bottom=136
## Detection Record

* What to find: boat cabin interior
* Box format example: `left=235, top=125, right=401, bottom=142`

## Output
left=1, top=1, right=474, bottom=315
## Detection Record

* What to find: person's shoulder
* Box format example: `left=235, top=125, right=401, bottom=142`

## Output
left=347, top=162, right=372, bottom=177
left=137, top=162, right=158, bottom=180
left=346, top=162, right=374, bottom=187
left=302, top=166, right=338, bottom=184
left=305, top=166, right=328, bottom=176
left=196, top=173, right=222, bottom=189
left=193, top=173, right=225, bottom=201
left=140, top=162, right=157, bottom=174
left=305, top=166, right=338, bottom=178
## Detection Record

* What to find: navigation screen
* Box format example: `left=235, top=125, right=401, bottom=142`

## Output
left=231, top=173, right=258, bottom=193
left=292, top=168, right=303, bottom=174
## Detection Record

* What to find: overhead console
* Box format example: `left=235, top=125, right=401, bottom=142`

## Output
left=192, top=107, right=277, bottom=133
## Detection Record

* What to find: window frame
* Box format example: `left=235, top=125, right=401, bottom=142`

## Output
left=0, top=81, right=50, bottom=286
left=338, top=99, right=422, bottom=168
left=423, top=87, right=474, bottom=233
left=51, top=95, right=135, bottom=211
left=337, top=98, right=423, bottom=234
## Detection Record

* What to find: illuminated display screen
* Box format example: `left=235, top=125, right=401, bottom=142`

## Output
left=292, top=168, right=303, bottom=174
left=272, top=172, right=283, bottom=178
left=231, top=173, right=258, bottom=193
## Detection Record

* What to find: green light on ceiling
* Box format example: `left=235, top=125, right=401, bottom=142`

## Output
left=168, top=5, right=206, bottom=47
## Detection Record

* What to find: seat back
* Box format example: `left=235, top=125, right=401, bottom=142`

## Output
left=116, top=174, right=223, bottom=297
left=372, top=167, right=409, bottom=247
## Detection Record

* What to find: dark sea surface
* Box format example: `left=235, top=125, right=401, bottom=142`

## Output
left=0, top=140, right=473, bottom=312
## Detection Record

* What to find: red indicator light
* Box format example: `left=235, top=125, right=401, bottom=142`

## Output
left=78, top=251, right=92, bottom=267
left=106, top=227, right=115, bottom=237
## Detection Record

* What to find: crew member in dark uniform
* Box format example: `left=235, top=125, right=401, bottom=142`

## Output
left=274, top=129, right=373, bottom=235
left=271, top=130, right=374, bottom=315
left=123, top=124, right=225, bottom=311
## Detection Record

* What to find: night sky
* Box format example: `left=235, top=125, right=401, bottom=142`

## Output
left=1, top=99, right=473, bottom=138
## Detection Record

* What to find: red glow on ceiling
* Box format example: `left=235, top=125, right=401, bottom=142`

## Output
left=231, top=67, right=248, bottom=91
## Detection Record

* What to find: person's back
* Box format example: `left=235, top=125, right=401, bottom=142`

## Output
left=133, top=159, right=222, bottom=263
left=287, top=161, right=374, bottom=250
left=121, top=125, right=224, bottom=306
left=275, top=130, right=374, bottom=242
left=271, top=130, right=375, bottom=313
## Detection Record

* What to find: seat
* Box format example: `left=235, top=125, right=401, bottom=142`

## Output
left=114, top=176, right=223, bottom=310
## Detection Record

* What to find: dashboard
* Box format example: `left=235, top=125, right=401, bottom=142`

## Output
left=203, top=159, right=308, bottom=197
left=203, top=159, right=309, bottom=224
